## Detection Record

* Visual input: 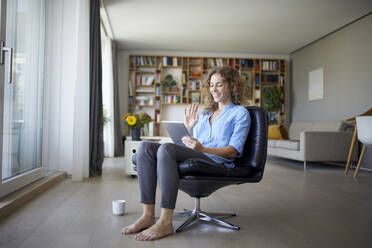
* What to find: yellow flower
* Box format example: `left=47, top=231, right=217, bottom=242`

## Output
left=122, top=113, right=131, bottom=120
left=126, top=115, right=137, bottom=126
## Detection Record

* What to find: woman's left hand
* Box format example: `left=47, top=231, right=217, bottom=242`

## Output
left=181, top=136, right=204, bottom=152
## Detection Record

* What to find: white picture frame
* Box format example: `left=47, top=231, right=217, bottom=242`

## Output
left=308, top=68, right=324, bottom=101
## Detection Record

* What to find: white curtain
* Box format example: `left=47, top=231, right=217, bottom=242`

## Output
left=102, top=31, right=115, bottom=157
left=44, top=0, right=89, bottom=180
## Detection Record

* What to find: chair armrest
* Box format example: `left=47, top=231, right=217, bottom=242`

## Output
left=300, top=131, right=357, bottom=161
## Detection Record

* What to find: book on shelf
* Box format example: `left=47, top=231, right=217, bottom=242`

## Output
left=172, top=57, right=178, bottom=66
left=156, top=85, right=161, bottom=95
left=255, top=89, right=261, bottom=99
left=129, top=96, right=133, bottom=111
left=155, top=99, right=161, bottom=109
left=136, top=75, right=154, bottom=85
left=182, top=86, right=187, bottom=96
left=255, top=74, right=260, bottom=85
left=280, top=75, right=284, bottom=86
left=255, top=60, right=260, bottom=72
left=182, top=72, right=187, bottom=83
left=280, top=60, right=286, bottom=72
left=156, top=73, right=161, bottom=82
left=128, top=81, right=133, bottom=96
left=163, top=95, right=181, bottom=104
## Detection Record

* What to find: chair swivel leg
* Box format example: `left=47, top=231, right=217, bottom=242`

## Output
left=175, top=197, right=239, bottom=232
left=199, top=213, right=240, bottom=230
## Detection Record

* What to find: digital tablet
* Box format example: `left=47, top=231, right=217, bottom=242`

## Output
left=161, top=121, right=191, bottom=146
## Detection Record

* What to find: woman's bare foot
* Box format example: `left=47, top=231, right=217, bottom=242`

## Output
left=134, top=221, right=174, bottom=241
left=121, top=215, right=156, bottom=235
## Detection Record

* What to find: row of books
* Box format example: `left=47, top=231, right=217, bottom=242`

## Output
left=208, top=58, right=227, bottom=68
left=163, top=95, right=181, bottom=104
left=163, top=57, right=181, bottom=66
left=262, top=60, right=279, bottom=71
left=189, top=80, right=201, bottom=90
left=241, top=59, right=254, bottom=68
left=136, top=56, right=155, bottom=66
left=261, top=74, right=278, bottom=83
left=136, top=75, right=154, bottom=85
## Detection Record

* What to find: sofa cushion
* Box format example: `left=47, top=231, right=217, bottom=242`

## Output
left=274, top=140, right=300, bottom=151
left=268, top=125, right=288, bottom=140
left=288, top=121, right=347, bottom=140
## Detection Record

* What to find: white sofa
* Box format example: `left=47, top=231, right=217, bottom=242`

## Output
left=267, top=121, right=357, bottom=169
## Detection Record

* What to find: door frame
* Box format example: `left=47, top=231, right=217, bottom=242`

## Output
left=0, top=0, right=46, bottom=198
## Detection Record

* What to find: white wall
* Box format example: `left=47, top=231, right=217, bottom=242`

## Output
left=290, top=14, right=372, bottom=169
left=117, top=50, right=289, bottom=136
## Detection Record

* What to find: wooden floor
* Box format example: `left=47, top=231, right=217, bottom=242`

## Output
left=0, top=157, right=372, bottom=248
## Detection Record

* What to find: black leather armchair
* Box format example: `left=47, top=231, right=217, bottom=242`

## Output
left=175, top=106, right=268, bottom=232
left=133, top=106, right=268, bottom=232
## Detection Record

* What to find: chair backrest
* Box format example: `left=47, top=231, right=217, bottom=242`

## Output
left=356, top=116, right=372, bottom=145
left=234, top=106, right=268, bottom=173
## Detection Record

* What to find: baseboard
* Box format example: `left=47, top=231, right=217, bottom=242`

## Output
left=0, top=171, right=67, bottom=221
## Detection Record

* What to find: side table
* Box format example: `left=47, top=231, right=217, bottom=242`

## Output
left=124, top=140, right=142, bottom=176
left=124, top=138, right=164, bottom=176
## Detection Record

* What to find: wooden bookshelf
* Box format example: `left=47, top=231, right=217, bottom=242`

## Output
left=128, top=55, right=287, bottom=135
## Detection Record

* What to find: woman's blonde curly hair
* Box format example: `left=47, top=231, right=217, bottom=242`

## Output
left=202, top=66, right=248, bottom=113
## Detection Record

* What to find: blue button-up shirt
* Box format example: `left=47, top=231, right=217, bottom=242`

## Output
left=193, top=104, right=251, bottom=168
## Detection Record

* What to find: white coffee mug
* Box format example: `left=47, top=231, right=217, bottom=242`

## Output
left=112, top=200, right=126, bottom=215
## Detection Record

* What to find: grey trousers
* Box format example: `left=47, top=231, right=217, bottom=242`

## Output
left=137, top=141, right=218, bottom=209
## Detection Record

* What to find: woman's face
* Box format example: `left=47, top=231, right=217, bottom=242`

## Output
left=209, top=73, right=231, bottom=103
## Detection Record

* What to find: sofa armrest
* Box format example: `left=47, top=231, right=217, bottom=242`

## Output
left=300, top=131, right=357, bottom=161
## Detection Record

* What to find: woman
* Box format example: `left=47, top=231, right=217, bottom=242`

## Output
left=121, top=66, right=251, bottom=241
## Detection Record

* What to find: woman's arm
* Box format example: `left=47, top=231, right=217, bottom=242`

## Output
left=181, top=136, right=238, bottom=158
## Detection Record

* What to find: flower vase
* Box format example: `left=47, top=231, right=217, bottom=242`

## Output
left=131, top=128, right=141, bottom=141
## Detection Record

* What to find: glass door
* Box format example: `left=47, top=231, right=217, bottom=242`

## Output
left=0, top=0, right=45, bottom=198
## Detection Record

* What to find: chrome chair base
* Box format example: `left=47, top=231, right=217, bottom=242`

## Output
left=174, top=198, right=240, bottom=232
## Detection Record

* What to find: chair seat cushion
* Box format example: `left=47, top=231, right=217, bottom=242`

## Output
left=178, top=158, right=256, bottom=177
left=274, top=140, right=300, bottom=150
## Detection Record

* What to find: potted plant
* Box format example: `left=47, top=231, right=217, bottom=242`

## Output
left=122, top=111, right=153, bottom=140
left=262, top=86, right=281, bottom=115
left=162, top=74, right=177, bottom=92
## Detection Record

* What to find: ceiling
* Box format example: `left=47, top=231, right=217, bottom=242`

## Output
left=102, top=0, right=372, bottom=54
